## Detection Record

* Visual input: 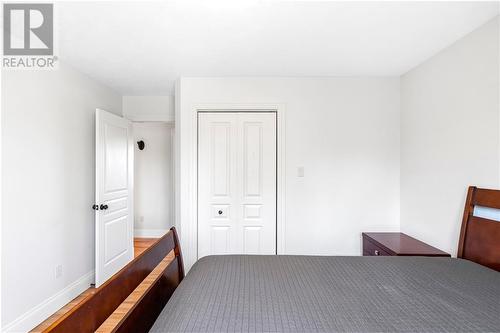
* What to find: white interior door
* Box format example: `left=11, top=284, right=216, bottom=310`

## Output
left=198, top=112, right=276, bottom=258
left=95, top=109, right=134, bottom=287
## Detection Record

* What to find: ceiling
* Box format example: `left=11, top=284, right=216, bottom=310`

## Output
left=58, top=1, right=499, bottom=95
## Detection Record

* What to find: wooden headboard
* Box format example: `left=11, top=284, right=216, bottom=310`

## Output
left=458, top=186, right=500, bottom=271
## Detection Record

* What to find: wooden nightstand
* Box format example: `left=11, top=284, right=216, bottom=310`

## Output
left=362, top=232, right=450, bottom=257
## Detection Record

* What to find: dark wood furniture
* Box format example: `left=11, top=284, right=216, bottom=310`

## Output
left=362, top=232, right=450, bottom=257
left=42, top=186, right=500, bottom=332
left=43, top=227, right=184, bottom=333
left=458, top=186, right=500, bottom=271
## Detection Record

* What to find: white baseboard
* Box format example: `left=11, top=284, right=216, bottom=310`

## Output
left=2, top=270, right=94, bottom=333
left=134, top=228, right=169, bottom=238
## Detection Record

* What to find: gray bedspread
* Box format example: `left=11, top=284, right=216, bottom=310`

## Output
left=151, top=255, right=500, bottom=332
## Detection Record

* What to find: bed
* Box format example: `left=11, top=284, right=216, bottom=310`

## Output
left=47, top=187, right=499, bottom=332
left=149, top=186, right=500, bottom=332
left=151, top=255, right=499, bottom=332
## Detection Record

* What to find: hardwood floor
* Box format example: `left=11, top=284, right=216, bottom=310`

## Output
left=31, top=237, right=159, bottom=332
left=134, top=237, right=159, bottom=258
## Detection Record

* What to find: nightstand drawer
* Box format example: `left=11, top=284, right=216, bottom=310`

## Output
left=363, top=239, right=390, bottom=256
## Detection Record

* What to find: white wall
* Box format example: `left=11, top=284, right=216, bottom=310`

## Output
left=1, top=62, right=122, bottom=331
left=123, top=96, right=174, bottom=122
left=133, top=122, right=174, bottom=237
left=400, top=17, right=500, bottom=256
left=177, top=77, right=401, bottom=270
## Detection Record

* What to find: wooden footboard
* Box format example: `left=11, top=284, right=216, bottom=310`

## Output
left=43, top=227, right=184, bottom=333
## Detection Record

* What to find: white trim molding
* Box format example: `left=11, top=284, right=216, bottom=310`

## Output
left=134, top=228, right=170, bottom=238
left=2, top=270, right=94, bottom=333
left=176, top=102, right=286, bottom=272
left=122, top=96, right=174, bottom=123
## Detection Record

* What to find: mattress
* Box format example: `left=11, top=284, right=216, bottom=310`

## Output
left=151, top=255, right=500, bottom=332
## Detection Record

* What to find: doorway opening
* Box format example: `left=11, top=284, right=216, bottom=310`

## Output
left=133, top=122, right=174, bottom=239
left=95, top=109, right=174, bottom=288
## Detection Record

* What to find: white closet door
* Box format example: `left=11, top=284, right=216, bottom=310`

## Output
left=198, top=112, right=276, bottom=258
left=236, top=113, right=276, bottom=254
left=198, top=113, right=238, bottom=257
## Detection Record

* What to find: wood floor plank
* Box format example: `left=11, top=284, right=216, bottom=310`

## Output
left=134, top=238, right=160, bottom=258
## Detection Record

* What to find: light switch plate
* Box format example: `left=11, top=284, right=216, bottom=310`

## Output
left=297, top=166, right=304, bottom=177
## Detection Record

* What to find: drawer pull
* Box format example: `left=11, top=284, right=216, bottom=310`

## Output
left=374, top=250, right=380, bottom=256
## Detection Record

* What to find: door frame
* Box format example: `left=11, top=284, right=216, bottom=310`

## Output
left=177, top=104, right=286, bottom=271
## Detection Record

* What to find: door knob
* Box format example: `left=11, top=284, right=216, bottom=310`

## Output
left=218, top=210, right=223, bottom=215
left=92, top=204, right=99, bottom=211
left=100, top=204, right=109, bottom=210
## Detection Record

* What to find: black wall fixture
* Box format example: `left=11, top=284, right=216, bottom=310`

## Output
left=137, top=140, right=145, bottom=150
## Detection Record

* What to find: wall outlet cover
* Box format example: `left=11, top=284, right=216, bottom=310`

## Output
left=55, top=265, right=63, bottom=279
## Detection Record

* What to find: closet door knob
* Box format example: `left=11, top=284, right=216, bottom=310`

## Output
left=92, top=204, right=99, bottom=211
left=100, top=204, right=109, bottom=210
left=218, top=210, right=223, bottom=215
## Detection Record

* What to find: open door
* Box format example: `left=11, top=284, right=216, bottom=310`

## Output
left=95, top=109, right=134, bottom=287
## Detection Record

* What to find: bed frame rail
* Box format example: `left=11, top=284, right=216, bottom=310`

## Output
left=43, top=227, right=184, bottom=333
